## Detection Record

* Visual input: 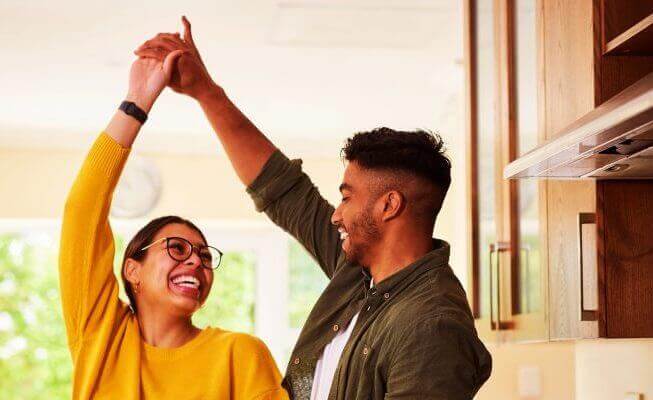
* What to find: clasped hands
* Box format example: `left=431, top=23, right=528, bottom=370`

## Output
left=125, top=16, right=221, bottom=114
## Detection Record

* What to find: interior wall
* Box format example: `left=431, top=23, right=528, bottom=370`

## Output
left=575, top=340, right=653, bottom=400
left=475, top=341, right=575, bottom=400
left=0, top=138, right=466, bottom=280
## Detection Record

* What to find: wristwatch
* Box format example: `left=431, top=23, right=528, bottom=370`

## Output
left=119, top=101, right=148, bottom=124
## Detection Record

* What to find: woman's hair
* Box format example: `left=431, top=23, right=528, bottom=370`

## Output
left=120, top=215, right=208, bottom=313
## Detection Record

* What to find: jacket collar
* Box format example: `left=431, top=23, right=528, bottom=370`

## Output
left=361, top=238, right=450, bottom=296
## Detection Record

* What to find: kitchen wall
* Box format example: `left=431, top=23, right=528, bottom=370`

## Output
left=576, top=340, right=653, bottom=400
left=0, top=136, right=466, bottom=276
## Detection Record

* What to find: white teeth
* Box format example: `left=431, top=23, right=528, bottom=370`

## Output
left=171, top=275, right=200, bottom=288
left=339, top=229, right=349, bottom=240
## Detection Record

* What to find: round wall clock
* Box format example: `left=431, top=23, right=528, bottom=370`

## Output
left=110, top=155, right=162, bottom=219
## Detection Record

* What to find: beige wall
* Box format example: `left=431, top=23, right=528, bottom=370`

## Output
left=476, top=342, right=575, bottom=400
left=576, top=340, right=653, bottom=400
left=0, top=142, right=465, bottom=278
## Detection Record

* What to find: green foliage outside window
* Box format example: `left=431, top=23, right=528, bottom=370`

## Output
left=288, top=241, right=329, bottom=328
left=0, top=232, right=71, bottom=400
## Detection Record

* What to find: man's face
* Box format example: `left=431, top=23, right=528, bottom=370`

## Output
left=331, top=162, right=381, bottom=266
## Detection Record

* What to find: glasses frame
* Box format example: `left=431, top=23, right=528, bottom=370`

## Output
left=139, top=236, right=223, bottom=270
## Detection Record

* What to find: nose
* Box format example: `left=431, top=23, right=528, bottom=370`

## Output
left=331, top=205, right=342, bottom=227
left=184, top=248, right=203, bottom=268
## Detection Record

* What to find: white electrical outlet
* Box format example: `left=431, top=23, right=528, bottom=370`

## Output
left=518, top=366, right=541, bottom=398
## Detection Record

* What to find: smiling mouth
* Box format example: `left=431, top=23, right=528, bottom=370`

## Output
left=169, top=275, right=201, bottom=300
left=338, top=227, right=350, bottom=241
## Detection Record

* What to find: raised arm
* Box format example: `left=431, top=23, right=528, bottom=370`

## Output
left=59, top=52, right=182, bottom=352
left=135, top=18, right=344, bottom=277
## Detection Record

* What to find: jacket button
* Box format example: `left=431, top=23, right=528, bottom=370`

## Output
left=363, top=347, right=369, bottom=355
left=383, top=293, right=390, bottom=299
left=333, top=324, right=340, bottom=332
left=293, top=357, right=301, bottom=365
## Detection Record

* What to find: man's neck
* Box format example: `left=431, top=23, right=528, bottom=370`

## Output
left=367, top=233, right=434, bottom=284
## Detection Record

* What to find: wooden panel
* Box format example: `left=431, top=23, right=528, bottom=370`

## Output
left=494, top=0, right=518, bottom=331
left=464, top=0, right=480, bottom=318
left=536, top=0, right=551, bottom=343
left=466, top=0, right=498, bottom=342
left=597, top=1, right=653, bottom=104
left=597, top=180, right=653, bottom=337
left=546, top=182, right=598, bottom=339
left=596, top=56, right=653, bottom=103
left=540, top=0, right=598, bottom=340
left=604, top=13, right=653, bottom=55
left=601, top=0, right=653, bottom=42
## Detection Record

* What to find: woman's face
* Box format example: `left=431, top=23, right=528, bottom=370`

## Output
left=129, top=223, right=215, bottom=317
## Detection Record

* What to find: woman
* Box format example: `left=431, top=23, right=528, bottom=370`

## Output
left=59, top=46, right=288, bottom=399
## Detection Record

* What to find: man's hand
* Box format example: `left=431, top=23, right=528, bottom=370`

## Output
left=126, top=50, right=184, bottom=113
left=134, top=16, right=220, bottom=101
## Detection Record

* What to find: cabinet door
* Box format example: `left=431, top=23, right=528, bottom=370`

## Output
left=465, top=0, right=497, bottom=341
left=466, top=0, right=547, bottom=342
left=506, top=0, right=547, bottom=342
left=539, top=0, right=598, bottom=340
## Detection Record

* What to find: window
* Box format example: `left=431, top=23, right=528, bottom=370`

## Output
left=288, top=241, right=329, bottom=329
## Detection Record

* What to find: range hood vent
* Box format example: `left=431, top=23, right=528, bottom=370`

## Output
left=504, top=71, right=653, bottom=179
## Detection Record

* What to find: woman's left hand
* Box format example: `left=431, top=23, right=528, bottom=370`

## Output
left=125, top=49, right=185, bottom=113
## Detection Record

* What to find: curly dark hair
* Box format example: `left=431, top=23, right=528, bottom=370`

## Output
left=341, top=127, right=451, bottom=225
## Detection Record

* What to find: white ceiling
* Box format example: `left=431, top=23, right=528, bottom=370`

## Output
left=0, top=0, right=463, bottom=156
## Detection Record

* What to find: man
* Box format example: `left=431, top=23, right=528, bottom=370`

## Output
left=136, top=16, right=492, bottom=400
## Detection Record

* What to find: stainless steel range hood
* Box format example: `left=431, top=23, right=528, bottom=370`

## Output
left=504, top=71, right=653, bottom=179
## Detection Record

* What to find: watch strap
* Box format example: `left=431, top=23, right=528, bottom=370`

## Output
left=119, top=101, right=148, bottom=124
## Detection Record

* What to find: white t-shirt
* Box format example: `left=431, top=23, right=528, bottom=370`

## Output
left=310, top=279, right=372, bottom=400
left=310, top=312, right=360, bottom=400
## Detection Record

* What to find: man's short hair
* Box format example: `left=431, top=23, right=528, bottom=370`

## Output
left=341, top=127, right=451, bottom=226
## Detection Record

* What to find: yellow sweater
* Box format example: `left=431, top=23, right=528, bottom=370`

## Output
left=59, top=132, right=288, bottom=400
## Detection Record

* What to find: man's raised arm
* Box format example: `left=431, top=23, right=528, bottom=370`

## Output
left=135, top=17, right=344, bottom=277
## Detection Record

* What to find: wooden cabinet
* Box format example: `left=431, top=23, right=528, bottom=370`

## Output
left=543, top=0, right=653, bottom=340
left=465, top=0, right=653, bottom=342
left=465, top=0, right=547, bottom=343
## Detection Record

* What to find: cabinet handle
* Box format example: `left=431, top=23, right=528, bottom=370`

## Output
left=520, top=245, right=531, bottom=312
left=578, top=213, right=598, bottom=322
left=489, top=242, right=511, bottom=330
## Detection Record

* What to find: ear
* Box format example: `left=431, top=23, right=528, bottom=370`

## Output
left=124, top=259, right=142, bottom=285
left=380, top=190, right=405, bottom=222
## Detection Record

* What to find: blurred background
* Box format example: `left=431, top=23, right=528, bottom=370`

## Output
left=2, top=1, right=653, bottom=400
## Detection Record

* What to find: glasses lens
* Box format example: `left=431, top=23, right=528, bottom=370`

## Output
left=167, top=238, right=192, bottom=261
left=202, top=247, right=222, bottom=269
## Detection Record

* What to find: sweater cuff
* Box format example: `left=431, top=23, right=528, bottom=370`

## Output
left=83, top=132, right=131, bottom=183
left=246, top=149, right=306, bottom=212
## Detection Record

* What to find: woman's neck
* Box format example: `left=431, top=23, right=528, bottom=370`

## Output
left=136, top=308, right=201, bottom=348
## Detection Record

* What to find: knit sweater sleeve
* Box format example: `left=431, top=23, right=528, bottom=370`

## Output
left=58, top=132, right=131, bottom=355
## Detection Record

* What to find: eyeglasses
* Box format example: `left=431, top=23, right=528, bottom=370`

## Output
left=140, top=237, right=223, bottom=270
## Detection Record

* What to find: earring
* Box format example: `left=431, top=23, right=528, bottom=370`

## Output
left=134, top=281, right=141, bottom=294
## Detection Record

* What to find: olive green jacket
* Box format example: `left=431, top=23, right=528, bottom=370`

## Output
left=247, top=150, right=492, bottom=400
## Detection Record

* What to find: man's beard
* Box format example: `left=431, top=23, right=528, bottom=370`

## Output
left=343, top=204, right=380, bottom=266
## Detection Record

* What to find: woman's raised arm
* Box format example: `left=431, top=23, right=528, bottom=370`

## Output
left=58, top=52, right=183, bottom=354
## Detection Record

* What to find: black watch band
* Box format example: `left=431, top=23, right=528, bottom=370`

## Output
left=119, top=101, right=148, bottom=124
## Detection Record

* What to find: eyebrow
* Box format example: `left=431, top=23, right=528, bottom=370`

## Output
left=339, top=183, right=353, bottom=193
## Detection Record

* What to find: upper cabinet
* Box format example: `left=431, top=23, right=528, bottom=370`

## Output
left=465, top=0, right=653, bottom=343
left=504, top=0, right=653, bottom=180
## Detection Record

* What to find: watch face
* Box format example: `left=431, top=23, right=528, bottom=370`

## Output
left=111, top=155, right=162, bottom=219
